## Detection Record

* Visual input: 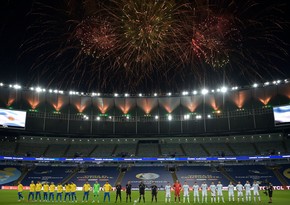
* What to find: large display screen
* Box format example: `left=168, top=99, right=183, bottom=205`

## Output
left=273, top=105, right=290, bottom=126
left=0, top=108, right=27, bottom=129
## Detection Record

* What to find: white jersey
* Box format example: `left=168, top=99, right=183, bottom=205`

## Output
left=165, top=185, right=171, bottom=194
left=236, top=184, right=243, bottom=192
left=183, top=185, right=190, bottom=196
left=228, top=184, right=234, bottom=193
left=201, top=184, right=208, bottom=192
left=216, top=184, right=223, bottom=195
left=244, top=183, right=251, bottom=193
left=252, top=183, right=259, bottom=195
left=193, top=185, right=199, bottom=192
left=210, top=185, right=216, bottom=196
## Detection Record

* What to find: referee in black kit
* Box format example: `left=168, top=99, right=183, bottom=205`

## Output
left=125, top=181, right=132, bottom=202
left=151, top=181, right=158, bottom=202
left=267, top=182, right=274, bottom=203
left=139, top=181, right=146, bottom=203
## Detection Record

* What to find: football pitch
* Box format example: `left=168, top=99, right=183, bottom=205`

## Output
left=0, top=190, right=289, bottom=205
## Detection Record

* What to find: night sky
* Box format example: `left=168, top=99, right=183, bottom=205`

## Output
left=1, top=0, right=290, bottom=93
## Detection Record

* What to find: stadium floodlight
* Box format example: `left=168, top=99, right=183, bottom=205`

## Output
left=153, top=93, right=158, bottom=97
left=35, top=87, right=42, bottom=92
left=193, top=90, right=198, bottom=95
left=126, top=116, right=130, bottom=119
left=211, top=89, right=215, bottom=93
left=220, top=86, right=228, bottom=93
left=284, top=79, right=288, bottom=83
left=59, top=90, right=64, bottom=94
left=252, top=83, right=258, bottom=88
left=155, top=115, right=159, bottom=120
left=168, top=114, right=172, bottom=121
left=184, top=114, right=190, bottom=120
left=48, top=89, right=53, bottom=93
left=83, top=115, right=89, bottom=120
left=167, top=92, right=172, bottom=96
left=30, top=87, right=34, bottom=90
left=201, top=88, right=209, bottom=95
left=114, top=93, right=119, bottom=97
left=196, top=115, right=202, bottom=119
left=53, top=89, right=58, bottom=93
left=13, top=84, right=21, bottom=89
left=231, top=86, right=238, bottom=90
left=0, top=83, right=3, bottom=86
left=264, top=81, right=270, bottom=86
left=276, top=80, right=281, bottom=84
left=138, top=93, right=142, bottom=97
left=207, top=114, right=212, bottom=118
left=124, top=93, right=129, bottom=97
left=69, top=91, right=74, bottom=95
left=182, top=91, right=189, bottom=95
left=96, top=116, right=100, bottom=121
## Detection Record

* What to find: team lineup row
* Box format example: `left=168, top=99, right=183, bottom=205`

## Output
left=16, top=180, right=274, bottom=203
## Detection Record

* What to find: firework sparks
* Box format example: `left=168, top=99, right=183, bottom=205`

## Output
left=22, top=0, right=289, bottom=92
left=74, top=16, right=117, bottom=58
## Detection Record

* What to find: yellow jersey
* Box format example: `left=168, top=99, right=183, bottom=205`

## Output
left=83, top=183, right=91, bottom=192
left=43, top=184, right=49, bottom=192
left=65, top=184, right=71, bottom=193
left=49, top=184, right=55, bottom=192
left=71, top=183, right=77, bottom=192
left=18, top=184, right=23, bottom=192
left=35, top=183, right=42, bottom=192
left=29, top=183, right=36, bottom=192
left=57, top=185, right=63, bottom=193
left=103, top=183, right=112, bottom=192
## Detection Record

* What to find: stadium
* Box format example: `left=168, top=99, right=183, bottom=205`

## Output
left=1, top=0, right=290, bottom=205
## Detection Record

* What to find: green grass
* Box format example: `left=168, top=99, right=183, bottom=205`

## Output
left=0, top=190, right=289, bottom=205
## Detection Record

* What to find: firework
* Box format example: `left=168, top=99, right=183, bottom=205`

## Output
left=74, top=16, right=117, bottom=58
left=110, top=0, right=178, bottom=72
left=22, top=0, right=289, bottom=91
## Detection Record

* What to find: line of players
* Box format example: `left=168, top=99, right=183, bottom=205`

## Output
left=166, top=180, right=262, bottom=203
left=17, top=181, right=79, bottom=202
left=17, top=179, right=263, bottom=203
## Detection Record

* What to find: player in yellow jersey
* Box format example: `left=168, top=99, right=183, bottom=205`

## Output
left=64, top=183, right=71, bottom=202
left=70, top=181, right=77, bottom=202
left=56, top=183, right=63, bottom=202
left=49, top=182, right=55, bottom=202
left=35, top=181, right=42, bottom=201
left=82, top=181, right=91, bottom=202
left=43, top=182, right=49, bottom=202
left=103, top=181, right=112, bottom=202
left=17, top=181, right=24, bottom=202
left=28, top=180, right=35, bottom=201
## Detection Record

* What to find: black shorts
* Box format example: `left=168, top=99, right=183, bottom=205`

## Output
left=268, top=191, right=273, bottom=197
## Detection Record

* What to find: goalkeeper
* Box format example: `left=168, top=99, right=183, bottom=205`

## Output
left=92, top=180, right=100, bottom=203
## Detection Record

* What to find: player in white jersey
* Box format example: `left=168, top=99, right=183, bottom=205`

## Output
left=227, top=182, right=235, bottom=202
left=252, top=181, right=261, bottom=202
left=201, top=181, right=208, bottom=203
left=192, top=182, right=200, bottom=203
left=244, top=181, right=251, bottom=202
left=209, top=182, right=216, bottom=203
left=236, top=181, right=244, bottom=202
left=182, top=181, right=190, bottom=203
left=216, top=181, right=225, bottom=203
left=165, top=182, right=171, bottom=203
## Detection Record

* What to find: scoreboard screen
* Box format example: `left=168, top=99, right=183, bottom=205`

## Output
left=273, top=105, right=290, bottom=126
left=0, top=108, right=27, bottom=129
